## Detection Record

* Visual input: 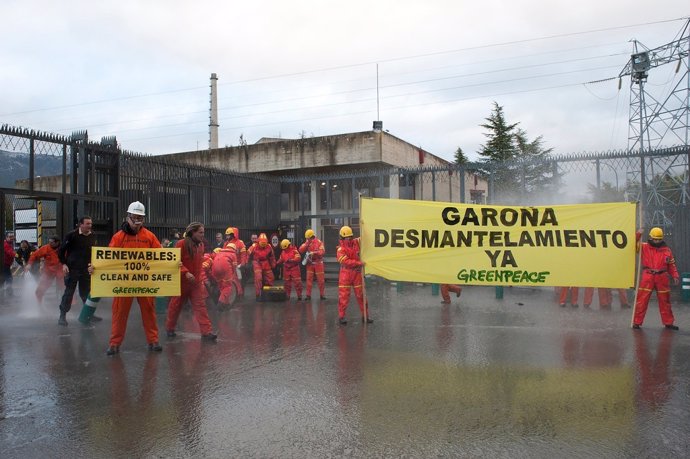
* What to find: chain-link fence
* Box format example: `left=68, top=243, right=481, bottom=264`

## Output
left=280, top=146, right=690, bottom=272
left=1, top=124, right=688, bottom=272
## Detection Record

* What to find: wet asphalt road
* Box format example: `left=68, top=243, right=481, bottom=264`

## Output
left=1, top=277, right=690, bottom=458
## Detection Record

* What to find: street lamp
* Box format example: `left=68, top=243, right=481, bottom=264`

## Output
left=593, top=160, right=619, bottom=191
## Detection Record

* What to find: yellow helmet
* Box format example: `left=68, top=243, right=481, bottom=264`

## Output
left=280, top=239, right=290, bottom=250
left=226, top=243, right=237, bottom=251
left=305, top=229, right=315, bottom=239
left=258, top=234, right=268, bottom=247
left=649, top=227, right=664, bottom=240
left=213, top=248, right=222, bottom=253
left=339, top=225, right=353, bottom=238
left=225, top=226, right=234, bottom=236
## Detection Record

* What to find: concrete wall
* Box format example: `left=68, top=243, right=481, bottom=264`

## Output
left=381, top=133, right=448, bottom=168
left=164, top=131, right=384, bottom=174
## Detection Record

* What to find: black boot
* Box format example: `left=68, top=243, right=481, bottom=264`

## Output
left=106, top=345, right=120, bottom=356
left=58, top=313, right=68, bottom=326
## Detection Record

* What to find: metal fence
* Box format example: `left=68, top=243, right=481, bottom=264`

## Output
left=281, top=146, right=690, bottom=273
left=0, top=125, right=281, bottom=247
left=1, top=124, right=688, bottom=273
left=119, top=152, right=281, bottom=243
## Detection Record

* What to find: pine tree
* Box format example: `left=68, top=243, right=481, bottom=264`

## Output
left=477, top=102, right=559, bottom=203
left=453, top=147, right=468, bottom=165
left=478, top=102, right=518, bottom=163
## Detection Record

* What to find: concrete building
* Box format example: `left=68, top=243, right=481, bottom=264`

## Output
left=164, top=129, right=488, bottom=231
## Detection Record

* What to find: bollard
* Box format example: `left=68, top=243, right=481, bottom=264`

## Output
left=682, top=272, right=690, bottom=303
left=495, top=286, right=504, bottom=299
left=431, top=284, right=439, bottom=296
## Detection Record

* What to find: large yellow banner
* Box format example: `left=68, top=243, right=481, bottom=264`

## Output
left=90, top=247, right=181, bottom=297
left=361, top=198, right=636, bottom=288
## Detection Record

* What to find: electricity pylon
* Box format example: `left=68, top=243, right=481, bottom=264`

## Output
left=618, top=18, right=690, bottom=227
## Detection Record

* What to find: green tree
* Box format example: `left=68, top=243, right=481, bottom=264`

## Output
left=477, top=102, right=559, bottom=203
left=453, top=147, right=468, bottom=165
left=587, top=181, right=626, bottom=203
left=478, top=102, right=518, bottom=163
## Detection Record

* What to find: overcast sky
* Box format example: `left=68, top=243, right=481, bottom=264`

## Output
left=1, top=1, right=688, bottom=161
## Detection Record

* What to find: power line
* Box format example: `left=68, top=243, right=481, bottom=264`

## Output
left=2, top=17, right=680, bottom=118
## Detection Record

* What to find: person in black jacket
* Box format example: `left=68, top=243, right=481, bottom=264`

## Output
left=57, top=216, right=98, bottom=326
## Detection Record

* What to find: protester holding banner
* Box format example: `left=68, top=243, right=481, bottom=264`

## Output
left=166, top=222, right=217, bottom=341
left=299, top=229, right=326, bottom=300
left=58, top=217, right=98, bottom=326
left=27, top=236, right=63, bottom=303
left=105, top=201, right=163, bottom=355
left=336, top=225, right=372, bottom=325
left=558, top=287, right=579, bottom=308
left=276, top=239, right=303, bottom=300
left=440, top=284, right=462, bottom=304
left=633, top=227, right=680, bottom=330
left=583, top=287, right=610, bottom=309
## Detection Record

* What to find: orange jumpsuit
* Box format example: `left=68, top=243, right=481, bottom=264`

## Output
left=440, top=284, right=462, bottom=303
left=558, top=287, right=579, bottom=306
left=108, top=227, right=161, bottom=348
left=299, top=236, right=325, bottom=298
left=28, top=243, right=63, bottom=303
left=248, top=244, right=275, bottom=297
left=224, top=228, right=246, bottom=297
left=633, top=236, right=680, bottom=327
left=336, top=237, right=368, bottom=320
left=583, top=288, right=610, bottom=308
left=166, top=239, right=213, bottom=335
left=277, top=245, right=303, bottom=299
left=212, top=248, right=238, bottom=305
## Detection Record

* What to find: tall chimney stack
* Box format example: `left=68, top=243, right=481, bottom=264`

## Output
left=209, top=73, right=219, bottom=149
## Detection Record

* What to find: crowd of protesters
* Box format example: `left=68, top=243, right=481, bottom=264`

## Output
left=1, top=200, right=683, bottom=356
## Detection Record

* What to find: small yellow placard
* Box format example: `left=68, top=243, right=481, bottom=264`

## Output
left=90, top=247, right=181, bottom=297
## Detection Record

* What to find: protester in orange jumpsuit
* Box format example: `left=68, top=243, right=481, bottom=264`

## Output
left=223, top=227, right=246, bottom=297
left=248, top=233, right=275, bottom=301
left=27, top=236, right=63, bottom=303
left=558, top=287, right=579, bottom=307
left=166, top=222, right=217, bottom=340
left=336, top=225, right=372, bottom=325
left=615, top=289, right=631, bottom=308
left=276, top=239, right=303, bottom=300
left=105, top=201, right=162, bottom=356
left=583, top=288, right=610, bottom=308
left=440, top=284, right=462, bottom=304
left=299, top=229, right=326, bottom=300
left=212, top=244, right=239, bottom=306
left=633, top=227, right=680, bottom=330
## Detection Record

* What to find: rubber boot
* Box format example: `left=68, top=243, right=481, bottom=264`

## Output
left=78, top=295, right=100, bottom=324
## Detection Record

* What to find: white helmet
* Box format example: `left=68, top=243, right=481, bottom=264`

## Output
left=127, top=201, right=146, bottom=216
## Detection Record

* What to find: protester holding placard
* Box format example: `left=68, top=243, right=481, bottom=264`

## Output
left=105, top=201, right=163, bottom=356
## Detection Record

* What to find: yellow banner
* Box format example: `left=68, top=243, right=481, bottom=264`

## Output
left=90, top=247, right=181, bottom=297
left=361, top=198, right=636, bottom=288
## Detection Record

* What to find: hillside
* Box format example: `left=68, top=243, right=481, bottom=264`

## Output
left=0, top=149, right=64, bottom=188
